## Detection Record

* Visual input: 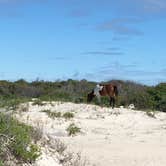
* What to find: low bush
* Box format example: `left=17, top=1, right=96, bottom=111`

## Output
left=0, top=98, right=29, bottom=111
left=41, top=110, right=61, bottom=119
left=63, top=112, right=74, bottom=119
left=66, top=123, right=81, bottom=136
left=42, top=110, right=75, bottom=120
left=0, top=113, right=41, bottom=164
left=0, top=79, right=165, bottom=112
left=32, top=99, right=45, bottom=106
left=0, top=160, right=3, bottom=166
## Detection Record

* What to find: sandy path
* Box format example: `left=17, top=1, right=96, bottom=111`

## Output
left=14, top=102, right=166, bottom=166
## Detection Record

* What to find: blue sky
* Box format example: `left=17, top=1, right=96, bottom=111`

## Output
left=0, top=0, right=166, bottom=85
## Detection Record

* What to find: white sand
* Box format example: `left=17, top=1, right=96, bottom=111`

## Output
left=15, top=102, right=166, bottom=166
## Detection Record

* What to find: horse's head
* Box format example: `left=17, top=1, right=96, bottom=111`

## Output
left=87, top=90, right=95, bottom=102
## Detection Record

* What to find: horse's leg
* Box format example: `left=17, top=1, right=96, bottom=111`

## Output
left=110, top=97, right=113, bottom=108
left=112, top=97, right=115, bottom=109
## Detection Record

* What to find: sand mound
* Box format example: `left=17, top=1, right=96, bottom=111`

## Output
left=14, top=102, right=166, bottom=166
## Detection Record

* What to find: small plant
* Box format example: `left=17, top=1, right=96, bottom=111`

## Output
left=47, top=139, right=67, bottom=155
left=24, top=144, right=41, bottom=162
left=59, top=151, right=89, bottom=166
left=66, top=123, right=81, bottom=136
left=17, top=103, right=29, bottom=112
left=55, top=140, right=67, bottom=154
left=50, top=112, right=62, bottom=119
left=47, top=101, right=55, bottom=106
left=31, top=127, right=43, bottom=144
left=41, top=110, right=61, bottom=119
left=63, top=112, right=74, bottom=120
left=5, top=99, right=21, bottom=111
left=41, top=109, right=51, bottom=113
left=32, top=99, right=45, bottom=106
left=0, top=160, right=3, bottom=166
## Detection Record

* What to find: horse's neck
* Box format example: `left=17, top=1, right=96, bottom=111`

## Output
left=100, top=86, right=107, bottom=96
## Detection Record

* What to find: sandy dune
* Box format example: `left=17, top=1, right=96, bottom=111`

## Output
left=14, top=102, right=166, bottom=166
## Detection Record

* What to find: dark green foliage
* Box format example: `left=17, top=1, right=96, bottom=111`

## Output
left=0, top=113, right=41, bottom=164
left=32, top=99, right=46, bottom=106
left=66, top=123, right=81, bottom=136
left=0, top=97, right=29, bottom=111
left=63, top=112, right=74, bottom=119
left=0, top=160, right=3, bottom=166
left=41, top=110, right=74, bottom=120
left=41, top=110, right=62, bottom=119
left=147, top=83, right=166, bottom=112
left=0, top=79, right=165, bottom=112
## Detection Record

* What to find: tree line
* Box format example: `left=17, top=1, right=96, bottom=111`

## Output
left=0, top=79, right=165, bottom=112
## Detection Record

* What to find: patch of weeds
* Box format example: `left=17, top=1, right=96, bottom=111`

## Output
left=41, top=110, right=74, bottom=120
left=66, top=123, right=81, bottom=136
left=42, top=136, right=91, bottom=166
left=41, top=110, right=61, bottom=119
left=0, top=113, right=41, bottom=164
left=5, top=99, right=21, bottom=111
left=73, top=97, right=84, bottom=103
left=17, top=103, right=29, bottom=113
left=59, top=151, right=89, bottom=166
left=46, top=138, right=67, bottom=155
left=0, top=160, right=3, bottom=166
left=63, top=112, right=74, bottom=120
left=49, top=101, right=55, bottom=107
left=24, top=144, right=41, bottom=162
left=55, top=140, right=67, bottom=154
left=41, top=109, right=51, bottom=114
left=32, top=99, right=46, bottom=106
left=0, top=98, right=29, bottom=111
left=31, top=127, right=43, bottom=144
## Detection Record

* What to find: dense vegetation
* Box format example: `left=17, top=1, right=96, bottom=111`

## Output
left=0, top=113, right=41, bottom=165
left=0, top=79, right=165, bottom=164
left=0, top=79, right=165, bottom=112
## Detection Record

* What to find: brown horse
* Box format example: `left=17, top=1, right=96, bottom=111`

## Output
left=87, top=83, right=118, bottom=108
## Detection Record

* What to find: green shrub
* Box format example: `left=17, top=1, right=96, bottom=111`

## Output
left=63, top=112, right=74, bottom=119
left=0, top=79, right=165, bottom=112
left=147, top=83, right=166, bottom=112
left=0, top=160, right=3, bottom=166
left=41, top=110, right=61, bottom=119
left=0, top=97, right=30, bottom=111
left=0, top=113, right=41, bottom=164
left=32, top=99, right=45, bottom=106
left=66, top=123, right=81, bottom=136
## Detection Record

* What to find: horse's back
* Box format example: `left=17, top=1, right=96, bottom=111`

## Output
left=100, top=83, right=118, bottom=97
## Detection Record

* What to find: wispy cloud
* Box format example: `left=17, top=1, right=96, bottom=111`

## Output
left=47, top=56, right=71, bottom=62
left=69, top=9, right=90, bottom=17
left=140, top=0, right=166, bottom=14
left=82, top=51, right=124, bottom=56
left=0, top=0, right=45, bottom=4
left=66, top=0, right=166, bottom=38
left=104, top=0, right=166, bottom=17
left=97, top=17, right=143, bottom=36
left=106, top=47, right=121, bottom=51
left=112, top=36, right=131, bottom=41
left=92, top=62, right=166, bottom=84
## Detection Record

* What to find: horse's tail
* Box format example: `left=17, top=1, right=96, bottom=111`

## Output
left=114, top=85, right=118, bottom=97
